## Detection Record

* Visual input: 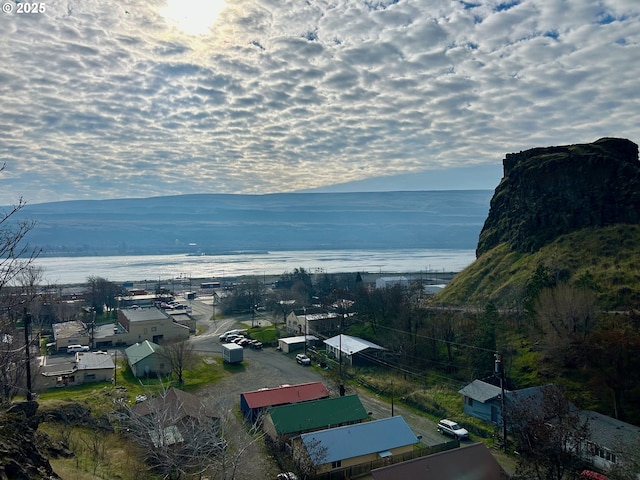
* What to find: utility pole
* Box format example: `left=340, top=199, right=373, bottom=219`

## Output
left=495, top=353, right=508, bottom=452
left=23, top=308, right=33, bottom=401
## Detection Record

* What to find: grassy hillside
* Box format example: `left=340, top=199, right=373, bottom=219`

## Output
left=436, top=224, right=640, bottom=309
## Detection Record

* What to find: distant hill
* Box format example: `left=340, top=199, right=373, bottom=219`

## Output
left=11, top=191, right=493, bottom=256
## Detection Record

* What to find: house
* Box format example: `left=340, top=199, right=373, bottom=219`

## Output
left=277, top=335, right=319, bottom=353
left=131, top=387, right=215, bottom=423
left=131, top=387, right=218, bottom=448
left=41, top=351, right=115, bottom=387
left=285, top=309, right=340, bottom=335
left=292, top=416, right=418, bottom=476
left=125, top=340, right=170, bottom=378
left=115, top=306, right=190, bottom=346
left=262, top=394, right=369, bottom=441
left=240, top=382, right=330, bottom=423
left=51, top=320, right=90, bottom=352
left=371, top=442, right=506, bottom=480
left=579, top=410, right=640, bottom=478
left=324, top=334, right=385, bottom=367
left=458, top=379, right=546, bottom=426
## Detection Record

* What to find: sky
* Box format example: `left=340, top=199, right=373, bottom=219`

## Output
left=0, top=0, right=638, bottom=205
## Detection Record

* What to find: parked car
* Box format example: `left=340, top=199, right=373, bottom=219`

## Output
left=249, top=340, right=263, bottom=349
left=437, top=419, right=469, bottom=439
left=296, top=353, right=311, bottom=365
left=219, top=330, right=242, bottom=342
left=238, top=338, right=252, bottom=347
left=67, top=345, right=90, bottom=354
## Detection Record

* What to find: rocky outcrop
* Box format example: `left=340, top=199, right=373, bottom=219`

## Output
left=0, top=402, right=62, bottom=480
left=477, top=137, right=640, bottom=255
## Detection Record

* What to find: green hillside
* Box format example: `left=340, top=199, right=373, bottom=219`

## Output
left=436, top=224, right=640, bottom=310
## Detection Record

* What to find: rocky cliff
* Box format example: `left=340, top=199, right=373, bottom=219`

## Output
left=477, top=137, right=640, bottom=255
left=0, top=402, right=62, bottom=480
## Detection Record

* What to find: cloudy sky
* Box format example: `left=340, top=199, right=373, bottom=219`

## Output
left=1, top=0, right=638, bottom=205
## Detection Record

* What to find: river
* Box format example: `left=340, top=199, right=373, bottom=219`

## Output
left=33, top=249, right=476, bottom=285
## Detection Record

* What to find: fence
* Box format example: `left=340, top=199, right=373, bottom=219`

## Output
left=310, top=440, right=459, bottom=480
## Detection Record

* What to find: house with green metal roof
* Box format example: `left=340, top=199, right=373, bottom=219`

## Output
left=263, top=395, right=369, bottom=442
left=125, top=340, right=170, bottom=378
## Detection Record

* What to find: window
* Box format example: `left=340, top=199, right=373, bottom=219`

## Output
left=151, top=327, right=157, bottom=332
left=465, top=396, right=473, bottom=406
left=84, top=374, right=95, bottom=380
left=331, top=460, right=341, bottom=469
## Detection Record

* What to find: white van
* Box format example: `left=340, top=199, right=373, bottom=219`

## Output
left=67, top=344, right=90, bottom=354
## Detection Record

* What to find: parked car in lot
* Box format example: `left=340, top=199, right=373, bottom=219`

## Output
left=67, top=345, right=90, bottom=354
left=249, top=340, right=263, bottom=349
left=437, top=419, right=469, bottom=439
left=219, top=330, right=243, bottom=342
left=296, top=353, right=311, bottom=365
left=237, top=338, right=252, bottom=347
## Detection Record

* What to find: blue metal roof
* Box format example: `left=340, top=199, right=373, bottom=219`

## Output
left=299, top=416, right=418, bottom=464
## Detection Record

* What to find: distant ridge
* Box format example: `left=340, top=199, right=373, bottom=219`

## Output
left=12, top=191, right=493, bottom=256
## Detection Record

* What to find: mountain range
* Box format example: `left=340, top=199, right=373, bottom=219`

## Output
left=12, top=191, right=493, bottom=256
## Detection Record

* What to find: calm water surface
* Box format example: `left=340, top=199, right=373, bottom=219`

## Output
left=34, top=249, right=476, bottom=285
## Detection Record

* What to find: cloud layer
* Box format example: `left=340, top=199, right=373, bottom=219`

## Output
left=0, top=0, right=638, bottom=204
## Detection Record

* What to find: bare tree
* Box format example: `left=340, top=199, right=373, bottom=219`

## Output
left=0, top=178, right=40, bottom=403
left=158, top=339, right=197, bottom=386
left=534, top=282, right=598, bottom=367
left=294, top=436, right=328, bottom=480
left=122, top=386, right=223, bottom=479
left=0, top=322, right=28, bottom=402
left=122, top=390, right=267, bottom=480
left=508, top=384, right=591, bottom=480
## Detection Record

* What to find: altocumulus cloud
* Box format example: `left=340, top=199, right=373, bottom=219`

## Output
left=0, top=0, right=638, bottom=204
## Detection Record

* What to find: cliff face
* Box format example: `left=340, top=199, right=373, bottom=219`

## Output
left=0, top=402, right=62, bottom=480
left=477, top=138, right=640, bottom=256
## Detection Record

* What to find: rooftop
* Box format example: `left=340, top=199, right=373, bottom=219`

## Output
left=324, top=334, right=384, bottom=355
left=241, top=382, right=329, bottom=409
left=268, top=395, right=369, bottom=434
left=300, top=416, right=418, bottom=464
left=125, top=340, right=161, bottom=364
left=121, top=306, right=170, bottom=322
left=52, top=320, right=87, bottom=339
left=75, top=351, right=115, bottom=370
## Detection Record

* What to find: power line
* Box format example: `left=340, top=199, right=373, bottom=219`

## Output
left=373, top=323, right=498, bottom=354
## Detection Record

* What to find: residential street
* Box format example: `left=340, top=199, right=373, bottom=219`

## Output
left=185, top=296, right=504, bottom=479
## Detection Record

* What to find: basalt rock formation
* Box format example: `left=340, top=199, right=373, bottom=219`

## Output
left=477, top=137, right=640, bottom=256
left=0, top=402, right=63, bottom=480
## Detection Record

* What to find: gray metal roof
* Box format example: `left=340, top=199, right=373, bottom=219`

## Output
left=458, top=379, right=503, bottom=403
left=580, top=410, right=640, bottom=452
left=75, top=351, right=115, bottom=370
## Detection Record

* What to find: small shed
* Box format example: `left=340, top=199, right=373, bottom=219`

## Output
left=125, top=340, right=170, bottom=378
